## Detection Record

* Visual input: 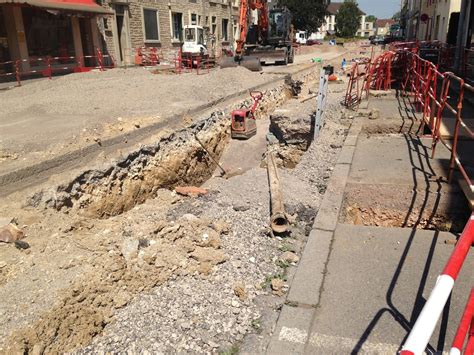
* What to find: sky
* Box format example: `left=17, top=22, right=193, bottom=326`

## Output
left=356, top=0, right=401, bottom=19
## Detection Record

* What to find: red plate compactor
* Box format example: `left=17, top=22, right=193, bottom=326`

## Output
left=231, top=91, right=263, bottom=139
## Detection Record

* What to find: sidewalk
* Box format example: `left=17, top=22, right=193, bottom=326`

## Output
left=266, top=93, right=474, bottom=354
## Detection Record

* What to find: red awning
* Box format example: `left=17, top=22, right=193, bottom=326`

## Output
left=0, top=0, right=113, bottom=14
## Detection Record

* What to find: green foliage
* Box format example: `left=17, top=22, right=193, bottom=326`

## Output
left=335, top=0, right=362, bottom=38
left=277, top=0, right=329, bottom=33
left=366, top=15, right=377, bottom=23
left=392, top=11, right=401, bottom=21
left=219, top=345, right=240, bottom=355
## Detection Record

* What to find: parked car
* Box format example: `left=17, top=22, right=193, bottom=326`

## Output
left=306, top=39, right=322, bottom=45
left=370, top=36, right=385, bottom=45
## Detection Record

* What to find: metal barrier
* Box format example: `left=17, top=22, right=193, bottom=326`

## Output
left=450, top=288, right=474, bottom=355
left=400, top=214, right=474, bottom=355
left=344, top=58, right=370, bottom=109
left=0, top=48, right=117, bottom=87
left=344, top=51, right=392, bottom=109
left=314, top=68, right=329, bottom=139
left=345, top=43, right=474, bottom=353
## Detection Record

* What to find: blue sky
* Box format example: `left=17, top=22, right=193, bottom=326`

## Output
left=356, top=0, right=401, bottom=19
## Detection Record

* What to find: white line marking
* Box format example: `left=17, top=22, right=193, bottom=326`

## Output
left=309, top=333, right=399, bottom=353
left=278, top=326, right=308, bottom=344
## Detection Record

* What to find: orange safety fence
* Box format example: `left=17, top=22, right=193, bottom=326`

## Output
left=353, top=44, right=474, bottom=353
left=0, top=48, right=116, bottom=87
left=348, top=40, right=474, bottom=194
left=343, top=50, right=392, bottom=109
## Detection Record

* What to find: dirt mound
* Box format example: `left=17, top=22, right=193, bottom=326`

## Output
left=5, top=215, right=230, bottom=354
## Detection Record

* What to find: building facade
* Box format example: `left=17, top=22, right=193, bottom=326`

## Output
left=402, top=0, right=461, bottom=42
left=375, top=19, right=396, bottom=36
left=100, top=0, right=240, bottom=65
left=0, top=0, right=109, bottom=76
left=356, top=15, right=375, bottom=37
left=316, top=2, right=375, bottom=38
left=0, top=0, right=240, bottom=78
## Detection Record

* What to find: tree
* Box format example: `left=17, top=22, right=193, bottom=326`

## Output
left=335, top=0, right=361, bottom=37
left=277, top=0, right=329, bottom=33
left=392, top=11, right=401, bottom=21
left=366, top=15, right=377, bottom=23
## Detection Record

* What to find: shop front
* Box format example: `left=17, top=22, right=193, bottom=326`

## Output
left=0, top=0, right=112, bottom=81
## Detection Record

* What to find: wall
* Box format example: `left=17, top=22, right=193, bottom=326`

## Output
left=101, top=0, right=239, bottom=65
left=415, top=0, right=461, bottom=41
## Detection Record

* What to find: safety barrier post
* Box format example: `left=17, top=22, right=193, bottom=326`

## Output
left=46, top=57, right=52, bottom=80
left=97, top=48, right=104, bottom=71
left=450, top=289, right=474, bottom=355
left=15, top=60, right=21, bottom=86
left=314, top=67, right=329, bottom=140
left=401, top=214, right=474, bottom=355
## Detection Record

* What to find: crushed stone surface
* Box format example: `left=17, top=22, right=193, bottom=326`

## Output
left=78, top=83, right=352, bottom=354
left=0, top=70, right=353, bottom=354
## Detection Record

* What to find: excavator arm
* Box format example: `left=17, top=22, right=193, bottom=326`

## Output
left=235, top=0, right=268, bottom=59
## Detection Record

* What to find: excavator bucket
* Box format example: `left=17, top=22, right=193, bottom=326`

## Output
left=219, top=56, right=262, bottom=72
left=240, top=56, right=262, bottom=72
left=219, top=57, right=238, bottom=69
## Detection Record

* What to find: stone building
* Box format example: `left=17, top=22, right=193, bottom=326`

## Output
left=0, top=0, right=110, bottom=78
left=315, top=2, right=374, bottom=39
left=100, top=0, right=241, bottom=65
left=375, top=19, right=396, bottom=36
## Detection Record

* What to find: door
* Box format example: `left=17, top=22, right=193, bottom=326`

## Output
left=115, top=5, right=131, bottom=64
left=0, top=7, right=12, bottom=75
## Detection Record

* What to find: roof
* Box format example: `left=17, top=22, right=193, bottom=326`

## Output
left=375, top=19, right=396, bottom=27
left=327, top=2, right=366, bottom=16
left=0, top=0, right=112, bottom=14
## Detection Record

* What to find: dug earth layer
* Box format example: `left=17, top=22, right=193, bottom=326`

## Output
left=0, top=70, right=321, bottom=353
left=27, top=79, right=300, bottom=219
left=0, top=64, right=318, bottom=197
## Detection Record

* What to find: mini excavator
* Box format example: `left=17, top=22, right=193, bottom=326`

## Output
left=221, top=0, right=294, bottom=72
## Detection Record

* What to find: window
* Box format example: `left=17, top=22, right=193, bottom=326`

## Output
left=172, top=12, right=183, bottom=41
left=365, top=23, right=369, bottom=29
left=222, top=18, right=229, bottom=41
left=191, top=13, right=197, bottom=25
left=143, top=8, right=160, bottom=41
left=198, top=15, right=202, bottom=25
left=211, top=16, right=217, bottom=35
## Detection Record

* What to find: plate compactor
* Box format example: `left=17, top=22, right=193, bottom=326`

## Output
left=231, top=91, right=263, bottom=139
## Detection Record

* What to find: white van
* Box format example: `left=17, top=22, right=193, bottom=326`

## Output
left=295, top=31, right=307, bottom=45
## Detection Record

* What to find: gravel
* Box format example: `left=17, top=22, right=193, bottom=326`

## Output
left=0, top=67, right=278, bottom=120
left=79, top=81, right=352, bottom=354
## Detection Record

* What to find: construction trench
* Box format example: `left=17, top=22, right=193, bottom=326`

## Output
left=0, top=61, right=357, bottom=354
left=2, top=50, right=472, bottom=354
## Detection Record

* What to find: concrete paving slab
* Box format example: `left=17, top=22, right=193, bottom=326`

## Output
left=337, top=145, right=356, bottom=165
left=313, top=164, right=350, bottom=232
left=266, top=305, right=315, bottom=355
left=344, top=134, right=358, bottom=146
left=287, top=230, right=333, bottom=306
left=307, top=224, right=474, bottom=353
left=348, top=135, right=450, bottom=187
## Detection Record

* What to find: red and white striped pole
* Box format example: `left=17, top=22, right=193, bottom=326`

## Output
left=400, top=214, right=474, bottom=355
left=450, top=288, right=474, bottom=355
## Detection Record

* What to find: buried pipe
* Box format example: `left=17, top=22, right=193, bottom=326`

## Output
left=266, top=151, right=289, bottom=234
left=194, top=132, right=227, bottom=177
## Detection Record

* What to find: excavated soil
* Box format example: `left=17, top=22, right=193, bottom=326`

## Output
left=6, top=214, right=230, bottom=354
left=0, top=68, right=322, bottom=354
left=341, top=183, right=471, bottom=233
left=30, top=113, right=229, bottom=218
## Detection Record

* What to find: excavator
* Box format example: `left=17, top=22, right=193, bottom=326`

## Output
left=221, top=0, right=294, bottom=71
